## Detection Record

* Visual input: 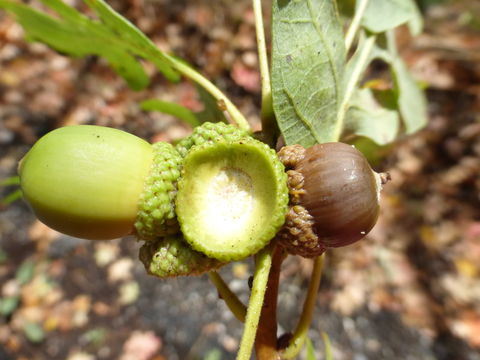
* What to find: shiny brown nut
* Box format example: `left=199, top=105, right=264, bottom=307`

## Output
left=294, top=142, right=383, bottom=248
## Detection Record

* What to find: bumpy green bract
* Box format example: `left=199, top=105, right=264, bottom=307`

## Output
left=135, top=142, right=183, bottom=240
left=139, top=235, right=223, bottom=277
left=175, top=122, right=250, bottom=157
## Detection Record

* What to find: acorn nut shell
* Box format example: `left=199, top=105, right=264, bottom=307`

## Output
left=296, top=142, right=381, bottom=247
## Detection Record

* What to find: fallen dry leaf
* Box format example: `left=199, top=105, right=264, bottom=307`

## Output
left=119, top=331, right=162, bottom=360
left=108, top=258, right=134, bottom=283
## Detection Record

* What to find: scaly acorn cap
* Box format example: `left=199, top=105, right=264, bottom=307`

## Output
left=275, top=204, right=326, bottom=258
left=175, top=122, right=250, bottom=157
left=276, top=144, right=324, bottom=257
left=139, top=235, right=224, bottom=277
left=176, top=139, right=289, bottom=262
left=134, top=141, right=183, bottom=241
left=19, top=125, right=183, bottom=240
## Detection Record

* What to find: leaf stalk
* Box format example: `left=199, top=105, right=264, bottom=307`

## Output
left=335, top=34, right=376, bottom=141
left=253, top=0, right=277, bottom=146
left=164, top=54, right=251, bottom=132
left=344, top=0, right=370, bottom=52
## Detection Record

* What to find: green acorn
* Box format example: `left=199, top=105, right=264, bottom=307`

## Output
left=139, top=235, right=224, bottom=278
left=176, top=138, right=289, bottom=262
left=19, top=125, right=182, bottom=240
left=175, top=122, right=250, bottom=157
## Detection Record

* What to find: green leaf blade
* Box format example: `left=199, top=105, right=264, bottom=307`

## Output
left=0, top=0, right=181, bottom=89
left=39, top=0, right=88, bottom=24
left=83, top=0, right=180, bottom=82
left=195, top=84, right=228, bottom=124
left=361, top=0, right=422, bottom=34
left=0, top=0, right=151, bottom=89
left=390, top=58, right=428, bottom=134
left=140, top=99, right=200, bottom=127
left=345, top=88, right=399, bottom=145
left=272, top=0, right=346, bottom=147
left=368, top=34, right=427, bottom=137
left=102, top=48, right=149, bottom=91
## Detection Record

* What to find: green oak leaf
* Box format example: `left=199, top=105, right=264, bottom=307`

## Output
left=0, top=0, right=179, bottom=90
left=361, top=0, right=423, bottom=35
left=390, top=56, right=428, bottom=134
left=344, top=88, right=399, bottom=145
left=272, top=0, right=346, bottom=147
left=140, top=99, right=200, bottom=128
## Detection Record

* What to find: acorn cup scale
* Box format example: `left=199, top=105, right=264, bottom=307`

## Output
left=139, top=235, right=224, bottom=278
left=175, top=121, right=250, bottom=157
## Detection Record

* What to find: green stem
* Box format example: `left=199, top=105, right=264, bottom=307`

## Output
left=321, top=332, right=333, bottom=360
left=281, top=254, right=325, bottom=359
left=236, top=244, right=274, bottom=360
left=0, top=176, right=20, bottom=186
left=334, top=34, right=376, bottom=141
left=344, top=0, right=369, bottom=52
left=343, top=35, right=376, bottom=110
left=252, top=0, right=277, bottom=146
left=164, top=54, right=251, bottom=132
left=208, top=271, right=247, bottom=323
left=1, top=189, right=23, bottom=205
left=386, top=29, right=398, bottom=55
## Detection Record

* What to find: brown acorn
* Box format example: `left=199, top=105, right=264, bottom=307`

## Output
left=277, top=142, right=387, bottom=256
